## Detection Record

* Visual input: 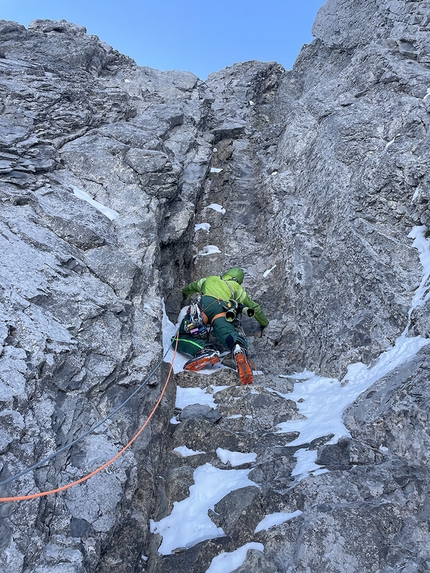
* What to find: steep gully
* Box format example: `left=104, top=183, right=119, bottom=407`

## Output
left=149, top=52, right=430, bottom=569
left=149, top=73, right=430, bottom=571
left=1, top=11, right=430, bottom=573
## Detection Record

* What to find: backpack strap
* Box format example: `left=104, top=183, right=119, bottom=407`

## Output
left=221, top=276, right=235, bottom=298
left=210, top=312, right=227, bottom=325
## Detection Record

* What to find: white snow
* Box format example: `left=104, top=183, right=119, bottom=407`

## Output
left=195, top=222, right=211, bottom=233
left=423, top=88, right=430, bottom=100
left=276, top=333, right=430, bottom=448
left=174, top=446, right=206, bottom=457
left=150, top=464, right=256, bottom=555
left=205, top=542, right=264, bottom=573
left=209, top=384, right=230, bottom=394
left=291, top=448, right=328, bottom=479
left=412, top=188, right=420, bottom=202
left=254, top=510, right=303, bottom=533
left=263, top=264, right=277, bottom=278
left=216, top=448, right=257, bottom=466
left=275, top=225, right=430, bottom=476
left=157, top=226, right=430, bottom=552
left=204, top=203, right=226, bottom=214
left=210, top=167, right=223, bottom=173
left=176, top=386, right=216, bottom=409
left=385, top=134, right=400, bottom=150
left=407, top=226, right=430, bottom=311
left=162, top=303, right=189, bottom=374
left=71, top=185, right=119, bottom=220
left=197, top=245, right=221, bottom=256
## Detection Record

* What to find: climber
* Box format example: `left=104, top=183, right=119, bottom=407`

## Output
left=173, top=267, right=269, bottom=385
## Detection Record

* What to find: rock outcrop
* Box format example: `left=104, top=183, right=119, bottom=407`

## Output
left=1, top=1, right=430, bottom=571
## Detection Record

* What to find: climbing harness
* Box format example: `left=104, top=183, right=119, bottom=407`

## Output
left=181, top=288, right=259, bottom=383
left=0, top=334, right=180, bottom=503
left=183, top=294, right=209, bottom=338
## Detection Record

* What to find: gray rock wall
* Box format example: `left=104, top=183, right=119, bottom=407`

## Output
left=1, top=1, right=430, bottom=571
left=249, top=0, right=430, bottom=376
left=0, top=19, right=212, bottom=572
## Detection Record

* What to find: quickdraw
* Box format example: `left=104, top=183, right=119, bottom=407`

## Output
left=183, top=294, right=209, bottom=338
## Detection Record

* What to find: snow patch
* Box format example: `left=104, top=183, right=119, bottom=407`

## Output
left=150, top=464, right=257, bottom=555
left=291, top=448, right=327, bottom=479
left=263, top=264, right=277, bottom=278
left=162, top=303, right=189, bottom=374
left=209, top=385, right=230, bottom=394
left=206, top=542, right=264, bottom=573
left=71, top=185, right=119, bottom=220
left=197, top=245, right=221, bottom=257
left=276, top=226, right=430, bottom=478
left=174, top=446, right=206, bottom=457
left=276, top=332, right=430, bottom=447
left=176, top=386, right=216, bottom=409
left=407, top=226, right=430, bottom=312
left=195, top=222, right=211, bottom=233
left=216, top=448, right=257, bottom=466
left=210, top=167, right=223, bottom=173
left=204, top=203, right=226, bottom=214
left=254, top=510, right=303, bottom=533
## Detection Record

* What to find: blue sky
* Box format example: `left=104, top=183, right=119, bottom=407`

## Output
left=1, top=0, right=326, bottom=79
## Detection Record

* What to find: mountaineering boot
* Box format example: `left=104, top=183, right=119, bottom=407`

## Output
left=233, top=344, right=253, bottom=385
left=184, top=348, right=220, bottom=372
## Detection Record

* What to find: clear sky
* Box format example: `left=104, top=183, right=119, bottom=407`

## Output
left=1, top=0, right=326, bottom=79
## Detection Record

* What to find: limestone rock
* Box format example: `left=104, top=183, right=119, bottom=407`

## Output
left=1, top=0, right=430, bottom=571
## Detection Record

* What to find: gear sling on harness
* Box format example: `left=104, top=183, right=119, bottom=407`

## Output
left=183, top=295, right=209, bottom=338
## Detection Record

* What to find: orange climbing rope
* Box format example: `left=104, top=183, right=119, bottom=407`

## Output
left=0, top=336, right=179, bottom=503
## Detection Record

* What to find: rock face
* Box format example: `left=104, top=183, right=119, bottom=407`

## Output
left=1, top=2, right=430, bottom=572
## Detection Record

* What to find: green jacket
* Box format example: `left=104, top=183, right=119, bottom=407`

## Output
left=183, top=275, right=269, bottom=327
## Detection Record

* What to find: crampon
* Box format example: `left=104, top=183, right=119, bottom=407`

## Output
left=184, top=350, right=220, bottom=372
left=234, top=350, right=253, bottom=385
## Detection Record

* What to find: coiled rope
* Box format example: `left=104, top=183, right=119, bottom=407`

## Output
left=0, top=335, right=179, bottom=503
